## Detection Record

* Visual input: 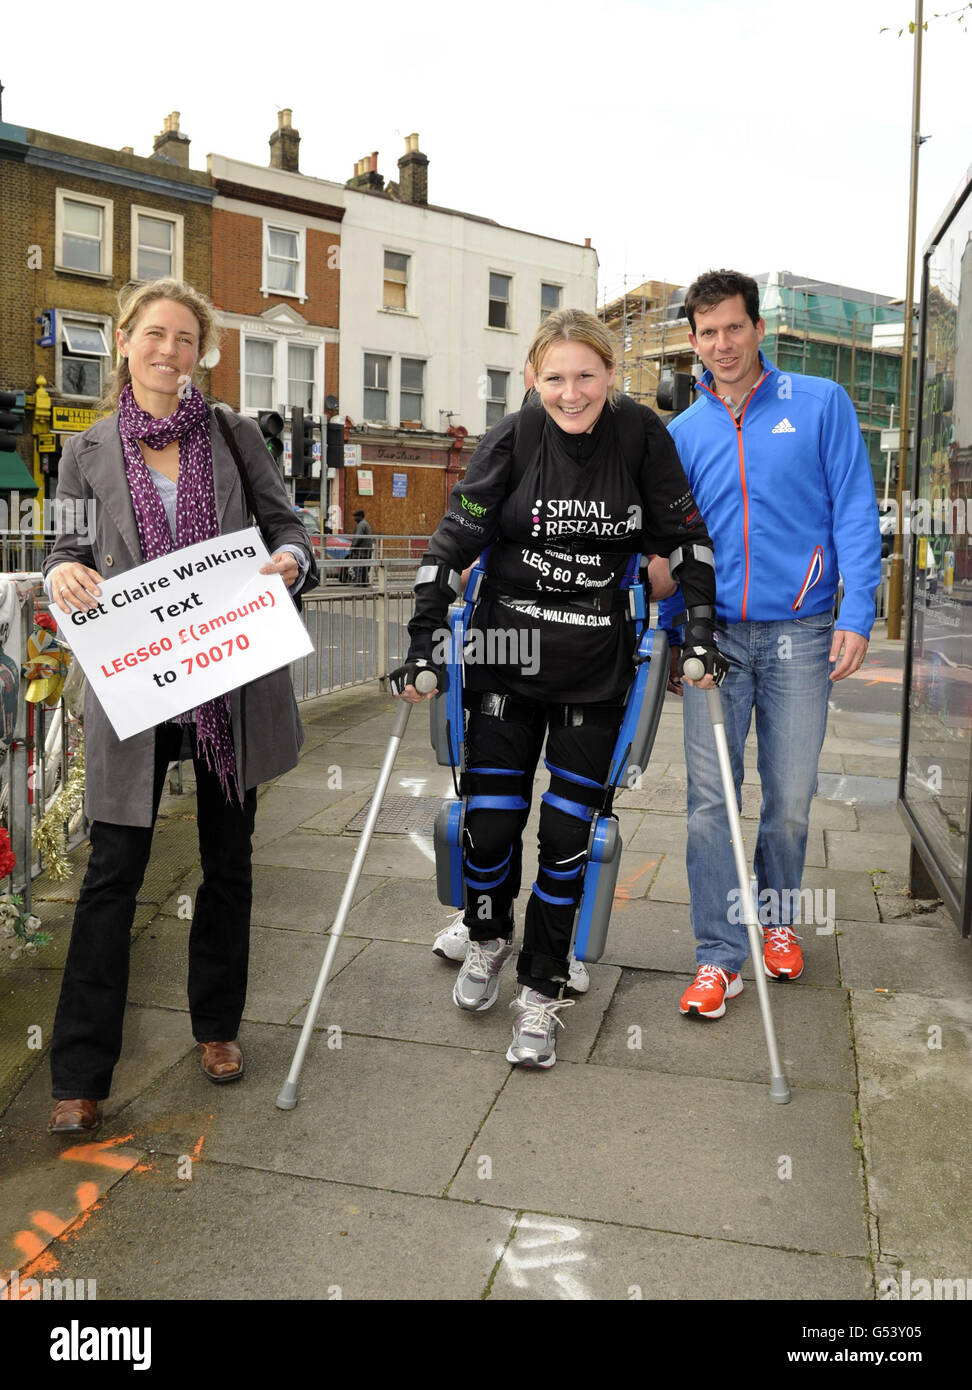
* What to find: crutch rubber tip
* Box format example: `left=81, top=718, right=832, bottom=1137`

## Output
left=769, top=1076, right=791, bottom=1104
left=275, top=1081, right=299, bottom=1110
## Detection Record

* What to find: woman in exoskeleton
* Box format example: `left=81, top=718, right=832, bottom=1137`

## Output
left=393, top=309, right=721, bottom=1068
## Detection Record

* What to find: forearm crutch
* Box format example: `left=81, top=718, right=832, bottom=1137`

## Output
left=276, top=671, right=438, bottom=1110
left=683, top=660, right=791, bottom=1104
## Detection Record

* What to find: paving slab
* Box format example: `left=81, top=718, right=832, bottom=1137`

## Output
left=625, top=813, right=691, bottom=854
left=803, top=867, right=880, bottom=923
left=838, top=920, right=972, bottom=996
left=600, top=901, right=841, bottom=986
left=1, top=1005, right=198, bottom=1152
left=0, top=1140, right=144, bottom=1283
left=115, top=1025, right=512, bottom=1197
left=251, top=784, right=346, bottom=846
left=343, top=877, right=450, bottom=943
left=275, top=762, right=387, bottom=794
left=288, top=788, right=374, bottom=836
left=809, top=799, right=859, bottom=831
left=252, top=831, right=435, bottom=880
left=852, top=989, right=972, bottom=1270
left=647, top=853, right=689, bottom=904
left=490, top=1211, right=871, bottom=1301
left=49, top=1162, right=516, bottom=1301
left=854, top=805, right=912, bottom=835
left=449, top=1062, right=867, bottom=1255
left=159, top=866, right=384, bottom=931
left=296, top=738, right=437, bottom=772
left=288, top=939, right=620, bottom=1064
left=127, top=920, right=368, bottom=1026
left=825, top=829, right=913, bottom=872
left=591, top=969, right=855, bottom=1091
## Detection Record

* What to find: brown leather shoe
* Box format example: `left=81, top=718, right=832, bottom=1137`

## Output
left=49, top=1099, right=101, bottom=1135
left=199, top=1040, right=244, bottom=1084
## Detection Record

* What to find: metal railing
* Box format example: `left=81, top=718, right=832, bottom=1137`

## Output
left=292, top=563, right=416, bottom=701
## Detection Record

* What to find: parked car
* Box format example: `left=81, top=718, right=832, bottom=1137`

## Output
left=294, top=506, right=323, bottom=560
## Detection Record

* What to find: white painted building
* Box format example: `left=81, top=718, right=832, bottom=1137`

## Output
left=339, top=136, right=599, bottom=437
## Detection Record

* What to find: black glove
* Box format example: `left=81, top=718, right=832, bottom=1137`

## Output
left=389, top=655, right=446, bottom=697
left=678, top=617, right=730, bottom=686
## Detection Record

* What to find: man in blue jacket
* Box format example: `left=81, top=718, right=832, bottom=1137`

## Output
left=658, top=269, right=882, bottom=1020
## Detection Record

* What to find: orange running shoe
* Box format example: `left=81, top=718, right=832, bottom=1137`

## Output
left=763, top=925, right=804, bottom=980
left=679, top=963, right=743, bottom=1020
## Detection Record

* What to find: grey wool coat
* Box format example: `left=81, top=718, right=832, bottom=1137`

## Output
left=45, top=408, right=315, bottom=827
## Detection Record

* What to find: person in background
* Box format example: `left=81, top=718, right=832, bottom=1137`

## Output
left=351, top=507, right=373, bottom=586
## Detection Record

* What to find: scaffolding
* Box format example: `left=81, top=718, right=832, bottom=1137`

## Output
left=598, top=271, right=909, bottom=483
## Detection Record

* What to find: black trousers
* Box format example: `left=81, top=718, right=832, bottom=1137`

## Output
left=50, top=722, right=257, bottom=1100
left=461, top=700, right=624, bottom=997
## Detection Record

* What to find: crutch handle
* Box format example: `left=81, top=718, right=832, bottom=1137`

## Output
left=414, top=670, right=439, bottom=693
left=683, top=657, right=705, bottom=680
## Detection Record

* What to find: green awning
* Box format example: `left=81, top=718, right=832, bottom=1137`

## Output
left=0, top=452, right=39, bottom=492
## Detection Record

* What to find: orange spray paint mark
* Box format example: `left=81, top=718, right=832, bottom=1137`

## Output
left=613, top=857, right=658, bottom=908
left=30, top=1210, right=70, bottom=1238
left=12, top=1230, right=46, bottom=1261
left=59, top=1139, right=139, bottom=1171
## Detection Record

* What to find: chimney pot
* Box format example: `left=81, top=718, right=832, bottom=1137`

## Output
left=152, top=113, right=190, bottom=167
left=397, top=133, right=428, bottom=206
left=584, top=237, right=591, bottom=248
left=347, top=153, right=385, bottom=192
left=269, top=108, right=301, bottom=172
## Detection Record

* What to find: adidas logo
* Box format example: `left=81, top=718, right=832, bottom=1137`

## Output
left=772, top=417, right=796, bottom=434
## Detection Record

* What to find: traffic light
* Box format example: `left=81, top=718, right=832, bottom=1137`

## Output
left=258, top=409, right=285, bottom=464
left=0, top=390, right=25, bottom=453
left=291, top=407, right=318, bottom=477
left=326, top=419, right=344, bottom=471
left=656, top=373, right=694, bottom=416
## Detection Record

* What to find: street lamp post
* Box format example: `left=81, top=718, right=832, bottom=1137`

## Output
left=887, top=0, right=923, bottom=641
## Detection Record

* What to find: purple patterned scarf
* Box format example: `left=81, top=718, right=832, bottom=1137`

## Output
left=118, top=382, right=239, bottom=804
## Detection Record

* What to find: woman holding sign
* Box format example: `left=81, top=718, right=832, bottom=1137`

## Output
left=44, top=279, right=314, bottom=1135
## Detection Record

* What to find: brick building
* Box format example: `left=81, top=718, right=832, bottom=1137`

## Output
left=0, top=113, right=213, bottom=507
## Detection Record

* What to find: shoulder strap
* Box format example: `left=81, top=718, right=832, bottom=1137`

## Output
left=510, top=396, right=545, bottom=492
left=213, top=407, right=259, bottom=529
left=612, top=394, right=649, bottom=475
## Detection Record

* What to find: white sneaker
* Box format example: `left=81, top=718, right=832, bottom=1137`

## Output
left=507, top=986, right=575, bottom=1068
left=453, top=936, right=515, bottom=1012
left=566, top=956, right=590, bottom=994
left=432, top=912, right=469, bottom=962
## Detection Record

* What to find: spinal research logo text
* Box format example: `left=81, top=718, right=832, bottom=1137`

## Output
left=50, top=1320, right=151, bottom=1370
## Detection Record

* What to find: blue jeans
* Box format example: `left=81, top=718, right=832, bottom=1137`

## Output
left=682, top=616, right=833, bottom=972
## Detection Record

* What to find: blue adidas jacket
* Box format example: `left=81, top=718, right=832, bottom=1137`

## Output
left=657, top=353, right=882, bottom=640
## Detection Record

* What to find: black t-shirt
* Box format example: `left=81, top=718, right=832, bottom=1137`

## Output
left=408, top=396, right=713, bottom=703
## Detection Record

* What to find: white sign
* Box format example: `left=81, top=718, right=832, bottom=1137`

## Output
left=54, top=528, right=312, bottom=741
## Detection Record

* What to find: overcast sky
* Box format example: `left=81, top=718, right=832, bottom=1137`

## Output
left=7, top=0, right=970, bottom=304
